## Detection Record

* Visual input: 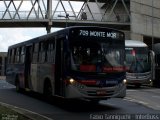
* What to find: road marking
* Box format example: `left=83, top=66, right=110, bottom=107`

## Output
left=125, top=97, right=160, bottom=110
left=127, top=90, right=137, bottom=92
left=156, top=105, right=160, bottom=108
left=124, top=97, right=148, bottom=105
left=0, top=101, right=54, bottom=120
left=152, top=95, right=160, bottom=99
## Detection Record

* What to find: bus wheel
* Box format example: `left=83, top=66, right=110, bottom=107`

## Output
left=43, top=81, right=52, bottom=99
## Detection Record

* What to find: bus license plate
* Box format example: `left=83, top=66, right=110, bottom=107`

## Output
left=97, top=90, right=107, bottom=95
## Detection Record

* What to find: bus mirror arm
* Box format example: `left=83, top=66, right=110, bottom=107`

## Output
left=149, top=50, right=155, bottom=80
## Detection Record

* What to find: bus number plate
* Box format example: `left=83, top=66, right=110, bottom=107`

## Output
left=97, top=90, right=107, bottom=95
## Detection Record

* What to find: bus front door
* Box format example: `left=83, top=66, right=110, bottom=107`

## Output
left=55, top=38, right=65, bottom=96
left=24, top=46, right=32, bottom=89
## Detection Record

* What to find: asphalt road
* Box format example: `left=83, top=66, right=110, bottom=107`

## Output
left=0, top=80, right=160, bottom=120
left=126, top=86, right=160, bottom=111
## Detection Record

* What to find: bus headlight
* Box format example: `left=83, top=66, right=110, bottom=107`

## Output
left=69, top=78, right=75, bottom=84
left=149, top=80, right=153, bottom=86
left=123, top=79, right=127, bottom=84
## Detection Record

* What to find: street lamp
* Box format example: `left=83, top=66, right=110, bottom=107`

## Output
left=58, top=13, right=76, bottom=27
left=58, top=13, right=70, bottom=27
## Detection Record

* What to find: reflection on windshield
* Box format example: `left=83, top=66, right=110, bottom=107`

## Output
left=71, top=41, right=125, bottom=73
left=125, top=47, right=151, bottom=73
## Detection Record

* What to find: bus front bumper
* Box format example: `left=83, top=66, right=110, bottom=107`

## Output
left=126, top=72, right=152, bottom=85
left=126, top=79, right=152, bottom=85
left=65, top=82, right=126, bottom=100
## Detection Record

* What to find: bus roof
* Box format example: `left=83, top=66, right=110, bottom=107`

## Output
left=125, top=40, right=147, bottom=47
left=8, top=26, right=124, bottom=50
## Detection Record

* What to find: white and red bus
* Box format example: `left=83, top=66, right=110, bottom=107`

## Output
left=125, top=40, right=155, bottom=87
left=6, top=26, right=126, bottom=102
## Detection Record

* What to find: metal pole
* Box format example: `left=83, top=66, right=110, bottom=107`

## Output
left=152, top=0, right=154, bottom=49
left=46, top=0, right=52, bottom=34
left=58, top=13, right=70, bottom=28
left=65, top=13, right=69, bottom=27
left=151, top=0, right=156, bottom=86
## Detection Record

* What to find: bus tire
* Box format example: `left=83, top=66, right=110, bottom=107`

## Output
left=43, top=79, right=52, bottom=99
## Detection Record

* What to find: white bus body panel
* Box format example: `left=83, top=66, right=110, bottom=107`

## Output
left=125, top=40, right=152, bottom=86
left=65, top=81, right=126, bottom=99
left=125, top=40, right=147, bottom=47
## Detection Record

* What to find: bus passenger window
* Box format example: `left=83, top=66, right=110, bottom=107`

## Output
left=10, top=50, right=13, bottom=63
left=47, top=40, right=55, bottom=63
left=32, top=43, right=39, bottom=63
left=20, top=46, right=25, bottom=63
left=8, top=50, right=12, bottom=64
left=11, top=49, right=16, bottom=63
left=15, top=48, right=20, bottom=63
left=39, top=42, right=46, bottom=63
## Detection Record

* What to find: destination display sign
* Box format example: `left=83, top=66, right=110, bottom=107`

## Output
left=79, top=30, right=117, bottom=39
left=70, top=28, right=124, bottom=39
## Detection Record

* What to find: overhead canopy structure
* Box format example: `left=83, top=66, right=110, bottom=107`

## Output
left=0, top=0, right=130, bottom=33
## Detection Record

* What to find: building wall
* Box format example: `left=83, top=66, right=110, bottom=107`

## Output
left=86, top=2, right=130, bottom=39
left=86, top=0, right=160, bottom=42
left=131, top=0, right=160, bottom=40
left=85, top=2, right=130, bottom=23
left=0, top=52, right=7, bottom=76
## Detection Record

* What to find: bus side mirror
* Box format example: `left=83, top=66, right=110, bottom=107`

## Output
left=149, top=50, right=155, bottom=80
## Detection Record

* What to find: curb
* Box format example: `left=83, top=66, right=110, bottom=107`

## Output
left=0, top=102, right=53, bottom=120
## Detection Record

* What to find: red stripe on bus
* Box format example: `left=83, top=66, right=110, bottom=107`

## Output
left=80, top=65, right=96, bottom=72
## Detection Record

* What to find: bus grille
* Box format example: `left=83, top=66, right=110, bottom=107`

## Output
left=85, top=84, right=117, bottom=87
left=126, top=71, right=151, bottom=80
left=86, top=90, right=114, bottom=96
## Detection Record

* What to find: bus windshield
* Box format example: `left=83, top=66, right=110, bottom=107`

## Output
left=125, top=47, right=151, bottom=73
left=70, top=40, right=125, bottom=73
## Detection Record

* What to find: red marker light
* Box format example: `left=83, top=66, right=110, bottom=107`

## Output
left=131, top=49, right=136, bottom=56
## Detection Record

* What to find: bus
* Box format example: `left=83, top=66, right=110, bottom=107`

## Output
left=153, top=43, right=160, bottom=87
left=6, top=26, right=126, bottom=102
left=125, top=40, right=154, bottom=87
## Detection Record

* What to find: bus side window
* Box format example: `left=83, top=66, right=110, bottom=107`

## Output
left=11, top=49, right=15, bottom=64
left=47, top=39, right=55, bottom=63
left=10, top=50, right=12, bottom=64
left=39, top=42, right=46, bottom=63
left=15, top=48, right=20, bottom=63
left=20, top=46, right=25, bottom=63
left=39, top=41, right=48, bottom=63
left=8, top=50, right=12, bottom=64
left=32, top=43, right=39, bottom=63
